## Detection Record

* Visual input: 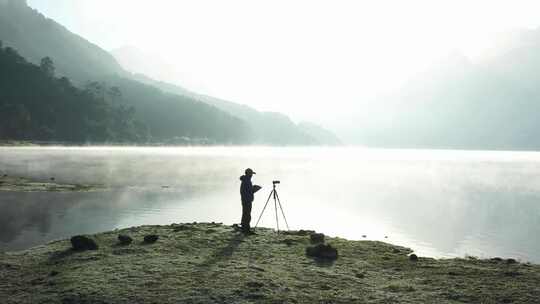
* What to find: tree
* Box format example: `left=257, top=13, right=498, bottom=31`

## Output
left=107, top=86, right=122, bottom=103
left=40, top=57, right=55, bottom=77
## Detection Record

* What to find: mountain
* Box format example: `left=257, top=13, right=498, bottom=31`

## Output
left=0, top=0, right=339, bottom=145
left=346, top=33, right=540, bottom=150
left=0, top=0, right=123, bottom=83
left=0, top=0, right=252, bottom=144
left=0, top=44, right=148, bottom=142
left=111, top=46, right=181, bottom=86
left=111, top=46, right=341, bottom=145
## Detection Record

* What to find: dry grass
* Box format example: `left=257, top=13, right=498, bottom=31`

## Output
left=1, top=223, right=539, bottom=303
left=0, top=175, right=100, bottom=192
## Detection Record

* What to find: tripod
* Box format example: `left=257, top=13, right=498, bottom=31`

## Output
left=254, top=181, right=290, bottom=232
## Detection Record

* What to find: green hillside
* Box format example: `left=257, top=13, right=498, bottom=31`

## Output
left=0, top=0, right=339, bottom=145
left=0, top=43, right=147, bottom=142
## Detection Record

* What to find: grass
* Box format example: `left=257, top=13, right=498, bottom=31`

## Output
left=0, top=175, right=101, bottom=192
left=1, top=223, right=539, bottom=303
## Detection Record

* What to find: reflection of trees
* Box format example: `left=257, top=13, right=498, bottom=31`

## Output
left=0, top=192, right=56, bottom=242
left=0, top=188, right=200, bottom=251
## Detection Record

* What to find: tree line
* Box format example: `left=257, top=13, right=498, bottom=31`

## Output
left=0, top=41, right=250, bottom=144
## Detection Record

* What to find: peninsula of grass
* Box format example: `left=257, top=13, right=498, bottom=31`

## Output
left=1, top=223, right=538, bottom=303
left=0, top=175, right=101, bottom=192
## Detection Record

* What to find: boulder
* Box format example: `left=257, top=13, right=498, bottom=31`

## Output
left=117, top=234, right=133, bottom=245
left=306, top=244, right=338, bottom=260
left=310, top=233, right=325, bottom=244
left=409, top=254, right=418, bottom=261
left=70, top=235, right=98, bottom=251
left=143, top=234, right=159, bottom=244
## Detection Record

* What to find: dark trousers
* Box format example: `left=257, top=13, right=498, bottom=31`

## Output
left=241, top=200, right=253, bottom=232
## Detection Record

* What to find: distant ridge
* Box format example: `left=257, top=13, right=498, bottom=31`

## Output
left=0, top=0, right=341, bottom=145
left=0, top=0, right=124, bottom=82
left=344, top=28, right=540, bottom=150
left=112, top=47, right=341, bottom=146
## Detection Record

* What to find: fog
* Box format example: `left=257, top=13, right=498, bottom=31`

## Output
left=26, top=0, right=540, bottom=132
left=2, top=147, right=540, bottom=262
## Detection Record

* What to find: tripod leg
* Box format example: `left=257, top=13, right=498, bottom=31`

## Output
left=274, top=190, right=279, bottom=233
left=254, top=189, right=274, bottom=228
left=275, top=191, right=290, bottom=231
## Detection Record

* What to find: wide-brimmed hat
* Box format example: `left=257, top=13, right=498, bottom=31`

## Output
left=245, top=168, right=256, bottom=175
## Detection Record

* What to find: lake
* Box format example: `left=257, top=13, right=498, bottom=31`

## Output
left=1, top=146, right=539, bottom=263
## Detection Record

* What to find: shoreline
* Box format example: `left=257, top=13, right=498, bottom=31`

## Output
left=0, top=175, right=103, bottom=192
left=1, top=222, right=538, bottom=303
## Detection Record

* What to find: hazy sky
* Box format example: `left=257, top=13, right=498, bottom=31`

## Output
left=27, top=0, right=540, bottom=125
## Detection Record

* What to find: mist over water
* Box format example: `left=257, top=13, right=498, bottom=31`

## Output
left=1, top=146, right=539, bottom=263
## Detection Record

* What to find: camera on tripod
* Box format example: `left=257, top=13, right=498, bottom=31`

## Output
left=255, top=180, right=289, bottom=233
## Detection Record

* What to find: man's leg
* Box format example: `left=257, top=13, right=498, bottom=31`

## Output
left=241, top=201, right=252, bottom=232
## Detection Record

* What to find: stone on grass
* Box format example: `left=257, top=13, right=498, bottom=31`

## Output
left=306, top=244, right=338, bottom=260
left=310, top=233, right=325, bottom=244
left=409, top=254, right=418, bottom=261
left=70, top=235, right=98, bottom=251
left=506, top=258, right=517, bottom=264
left=143, top=234, right=159, bottom=244
left=117, top=234, right=133, bottom=245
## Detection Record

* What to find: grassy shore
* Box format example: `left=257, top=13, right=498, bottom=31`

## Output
left=0, top=175, right=101, bottom=192
left=1, top=223, right=539, bottom=303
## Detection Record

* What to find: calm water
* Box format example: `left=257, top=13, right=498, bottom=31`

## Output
left=1, top=146, right=539, bottom=262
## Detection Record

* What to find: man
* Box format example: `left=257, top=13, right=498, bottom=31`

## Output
left=239, top=168, right=261, bottom=234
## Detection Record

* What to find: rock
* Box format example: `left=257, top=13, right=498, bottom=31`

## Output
left=306, top=244, right=338, bottom=260
left=117, top=234, right=133, bottom=245
left=506, top=258, right=517, bottom=264
left=70, top=235, right=98, bottom=251
left=409, top=254, right=418, bottom=261
left=355, top=272, right=365, bottom=279
left=246, top=281, right=264, bottom=288
left=490, top=257, right=503, bottom=262
left=143, top=234, right=159, bottom=244
left=282, top=238, right=296, bottom=246
left=310, top=233, right=325, bottom=244
left=282, top=230, right=314, bottom=236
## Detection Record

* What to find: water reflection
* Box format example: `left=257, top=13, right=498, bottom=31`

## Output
left=0, top=147, right=539, bottom=263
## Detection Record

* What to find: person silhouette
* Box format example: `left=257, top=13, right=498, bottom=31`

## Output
left=239, top=168, right=261, bottom=234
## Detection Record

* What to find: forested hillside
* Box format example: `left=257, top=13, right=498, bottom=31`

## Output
left=126, top=71, right=341, bottom=145
left=0, top=0, right=340, bottom=145
left=0, top=0, right=123, bottom=83
left=0, top=43, right=147, bottom=142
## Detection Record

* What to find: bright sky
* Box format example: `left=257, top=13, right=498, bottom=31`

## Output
left=27, top=0, right=540, bottom=125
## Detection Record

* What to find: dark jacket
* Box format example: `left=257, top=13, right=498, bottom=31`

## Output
left=240, top=175, right=254, bottom=203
